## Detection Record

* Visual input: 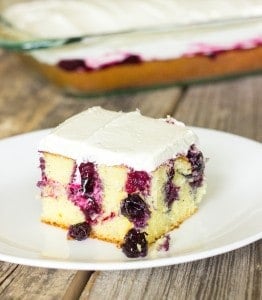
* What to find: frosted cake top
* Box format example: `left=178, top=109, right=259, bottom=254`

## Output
left=39, top=107, right=197, bottom=171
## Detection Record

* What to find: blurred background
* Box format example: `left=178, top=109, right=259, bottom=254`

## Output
left=0, top=0, right=261, bottom=97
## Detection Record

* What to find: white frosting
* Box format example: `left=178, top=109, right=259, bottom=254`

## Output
left=39, top=107, right=197, bottom=171
left=3, top=0, right=262, bottom=68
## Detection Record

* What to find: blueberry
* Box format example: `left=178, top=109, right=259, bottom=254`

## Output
left=79, top=162, right=95, bottom=179
left=58, top=59, right=87, bottom=71
left=120, top=194, right=150, bottom=228
left=79, top=162, right=95, bottom=196
left=186, top=145, right=205, bottom=188
left=164, top=166, right=179, bottom=208
left=67, top=222, right=91, bottom=241
left=187, top=145, right=204, bottom=173
left=122, top=229, right=148, bottom=258
left=82, top=177, right=95, bottom=195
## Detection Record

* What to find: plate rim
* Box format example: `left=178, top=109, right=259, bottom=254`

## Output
left=0, top=232, right=261, bottom=271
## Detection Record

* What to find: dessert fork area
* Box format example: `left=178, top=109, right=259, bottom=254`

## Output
left=0, top=51, right=261, bottom=300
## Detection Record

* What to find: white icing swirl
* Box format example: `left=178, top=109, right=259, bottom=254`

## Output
left=39, top=107, right=198, bottom=171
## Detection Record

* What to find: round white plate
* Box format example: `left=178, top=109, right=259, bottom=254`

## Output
left=0, top=128, right=261, bottom=270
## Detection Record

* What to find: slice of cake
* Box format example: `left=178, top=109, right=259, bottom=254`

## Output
left=37, top=107, right=206, bottom=258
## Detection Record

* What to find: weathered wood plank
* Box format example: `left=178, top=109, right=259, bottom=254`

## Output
left=84, top=75, right=262, bottom=300
left=0, top=265, right=77, bottom=300
left=174, top=76, right=262, bottom=142
left=84, top=242, right=261, bottom=300
left=62, top=271, right=94, bottom=300
left=79, top=272, right=99, bottom=300
left=0, top=263, right=18, bottom=293
left=0, top=53, right=61, bottom=138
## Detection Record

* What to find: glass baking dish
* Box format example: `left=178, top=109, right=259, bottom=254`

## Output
left=0, top=0, right=262, bottom=97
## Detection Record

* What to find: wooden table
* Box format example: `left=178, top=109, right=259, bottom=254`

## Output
left=0, top=52, right=261, bottom=300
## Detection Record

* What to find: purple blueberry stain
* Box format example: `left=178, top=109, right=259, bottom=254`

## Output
left=125, top=170, right=151, bottom=195
left=58, top=59, right=89, bottom=71
left=82, top=198, right=101, bottom=223
left=164, top=165, right=180, bottom=209
left=157, top=235, right=171, bottom=252
left=120, top=194, right=151, bottom=228
left=67, top=222, right=91, bottom=241
left=186, top=145, right=205, bottom=188
left=37, top=155, right=47, bottom=189
left=79, top=162, right=95, bottom=196
left=122, top=228, right=148, bottom=258
left=57, top=55, right=141, bottom=72
left=68, top=162, right=103, bottom=224
left=165, top=181, right=179, bottom=208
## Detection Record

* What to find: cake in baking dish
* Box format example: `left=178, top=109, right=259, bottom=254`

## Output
left=3, top=0, right=262, bottom=94
left=37, top=107, right=206, bottom=257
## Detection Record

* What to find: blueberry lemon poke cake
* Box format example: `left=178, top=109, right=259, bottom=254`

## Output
left=37, top=107, right=206, bottom=258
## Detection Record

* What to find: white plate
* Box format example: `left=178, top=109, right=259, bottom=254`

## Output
left=0, top=128, right=261, bottom=270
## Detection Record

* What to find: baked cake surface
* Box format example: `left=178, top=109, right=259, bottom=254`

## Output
left=38, top=107, right=206, bottom=257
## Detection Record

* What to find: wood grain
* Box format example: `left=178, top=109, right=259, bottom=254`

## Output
left=0, top=265, right=77, bottom=299
left=62, top=271, right=94, bottom=300
left=85, top=242, right=261, bottom=300
left=174, top=76, right=262, bottom=142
